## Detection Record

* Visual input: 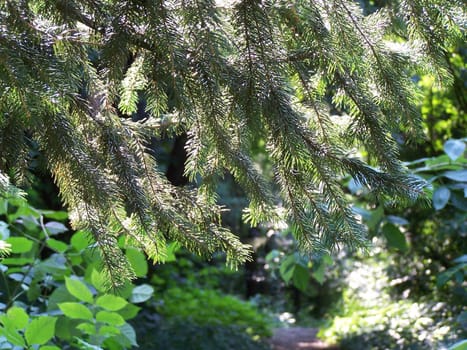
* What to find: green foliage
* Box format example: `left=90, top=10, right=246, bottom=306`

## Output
left=0, top=196, right=152, bottom=349
left=320, top=138, right=466, bottom=348
left=1, top=0, right=463, bottom=284
left=136, top=317, right=271, bottom=350
left=320, top=258, right=463, bottom=350
left=156, top=287, right=272, bottom=339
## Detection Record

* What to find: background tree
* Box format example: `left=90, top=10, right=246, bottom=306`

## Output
left=0, top=0, right=464, bottom=285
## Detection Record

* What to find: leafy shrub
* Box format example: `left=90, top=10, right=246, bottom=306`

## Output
left=134, top=315, right=271, bottom=350
left=156, top=287, right=273, bottom=339
left=320, top=139, right=467, bottom=349
left=320, top=258, right=463, bottom=350
left=0, top=192, right=153, bottom=349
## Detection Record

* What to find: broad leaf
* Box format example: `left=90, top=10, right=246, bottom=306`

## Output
left=117, top=304, right=140, bottom=320
left=126, top=248, right=147, bottom=278
left=65, top=277, right=93, bottom=303
left=382, top=223, right=407, bottom=251
left=46, top=239, right=69, bottom=253
left=90, top=269, right=107, bottom=293
left=118, top=323, right=138, bottom=347
left=58, top=302, right=93, bottom=320
left=96, top=295, right=128, bottom=311
left=443, top=170, right=467, bottom=182
left=129, top=284, right=154, bottom=303
left=44, top=222, right=68, bottom=235
left=4, top=326, right=26, bottom=347
left=98, top=325, right=120, bottom=336
left=5, top=237, right=33, bottom=253
left=292, top=264, right=309, bottom=292
left=95, top=311, right=125, bottom=326
left=6, top=307, right=28, bottom=329
left=444, top=139, right=465, bottom=161
left=70, top=231, right=90, bottom=251
left=76, top=322, right=96, bottom=335
left=279, top=255, right=296, bottom=284
left=433, top=187, right=450, bottom=210
left=25, top=316, right=56, bottom=345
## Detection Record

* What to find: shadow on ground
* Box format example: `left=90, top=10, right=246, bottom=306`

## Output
left=270, top=328, right=339, bottom=350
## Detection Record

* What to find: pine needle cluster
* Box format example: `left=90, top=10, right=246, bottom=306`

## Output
left=0, top=0, right=464, bottom=285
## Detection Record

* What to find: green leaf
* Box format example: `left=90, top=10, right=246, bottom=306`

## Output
left=58, top=302, right=93, bottom=320
left=4, top=326, right=26, bottom=347
left=165, top=241, right=180, bottom=262
left=312, top=263, right=326, bottom=285
left=129, top=284, right=154, bottom=303
left=96, top=295, right=128, bottom=311
left=292, top=264, right=309, bottom=292
left=46, top=239, right=69, bottom=253
left=6, top=307, right=28, bottom=329
left=117, top=304, right=140, bottom=320
left=95, top=311, right=125, bottom=326
left=382, top=223, right=408, bottom=251
left=39, top=346, right=62, bottom=350
left=47, top=285, right=74, bottom=311
left=5, top=237, right=33, bottom=253
left=76, top=322, right=96, bottom=335
left=65, top=277, right=93, bottom=303
left=25, top=316, right=56, bottom=345
left=118, top=323, right=138, bottom=347
left=125, top=248, right=147, bottom=278
left=53, top=316, right=81, bottom=340
left=70, top=231, right=90, bottom=251
left=444, top=139, right=465, bottom=161
left=279, top=255, right=296, bottom=284
left=40, top=210, right=68, bottom=221
left=437, top=265, right=464, bottom=287
left=433, top=187, right=451, bottom=210
left=98, top=325, right=120, bottom=336
left=44, top=222, right=68, bottom=235
left=1, top=257, right=33, bottom=265
left=443, top=170, right=467, bottom=182
left=90, top=269, right=107, bottom=293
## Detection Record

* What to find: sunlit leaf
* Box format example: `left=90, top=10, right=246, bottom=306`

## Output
left=65, top=277, right=93, bottom=303
left=5, top=237, right=33, bottom=253
left=46, top=238, right=69, bottom=253
left=25, top=316, right=56, bottom=345
left=58, top=302, right=93, bottom=320
left=6, top=307, right=29, bottom=329
left=96, top=294, right=128, bottom=311
left=95, top=311, right=125, bottom=326
left=126, top=248, right=147, bottom=278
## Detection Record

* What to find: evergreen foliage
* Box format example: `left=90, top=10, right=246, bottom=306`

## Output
left=0, top=0, right=464, bottom=285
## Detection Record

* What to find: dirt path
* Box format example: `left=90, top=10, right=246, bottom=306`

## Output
left=270, top=328, right=339, bottom=350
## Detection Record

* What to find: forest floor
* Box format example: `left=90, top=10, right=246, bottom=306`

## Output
left=270, top=328, right=339, bottom=350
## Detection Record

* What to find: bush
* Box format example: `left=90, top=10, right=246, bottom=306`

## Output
left=155, top=287, right=273, bottom=339
left=134, top=314, right=271, bottom=350
left=0, top=192, right=153, bottom=349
